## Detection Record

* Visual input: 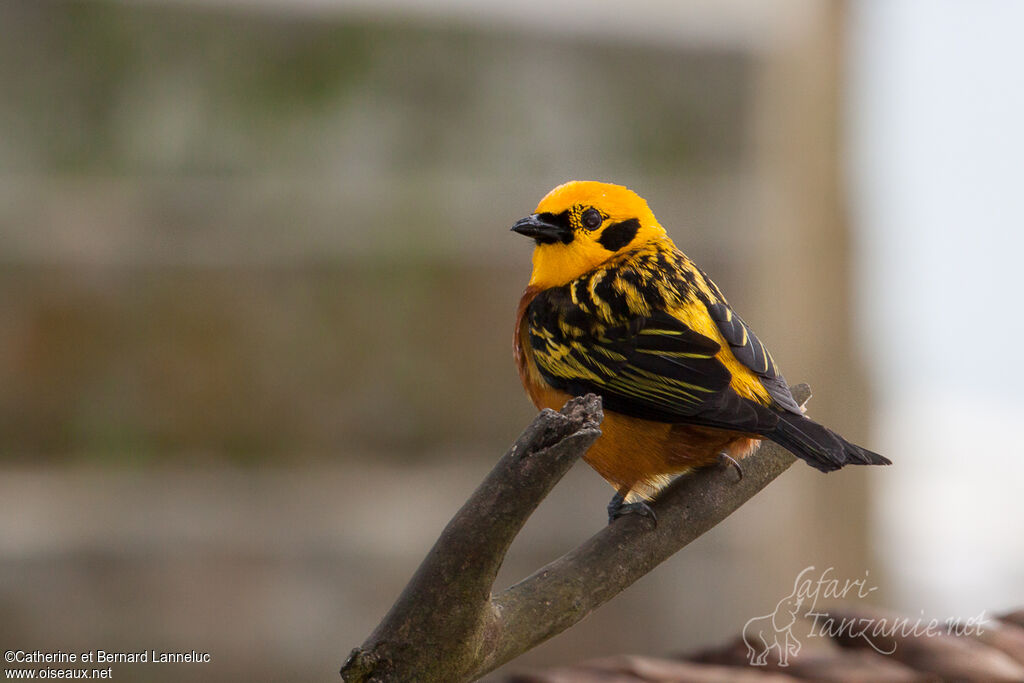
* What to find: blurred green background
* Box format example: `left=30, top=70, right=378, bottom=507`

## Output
left=0, top=3, right=754, bottom=462
left=3, top=1, right=1019, bottom=681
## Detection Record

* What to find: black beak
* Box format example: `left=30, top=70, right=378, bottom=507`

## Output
left=510, top=213, right=572, bottom=244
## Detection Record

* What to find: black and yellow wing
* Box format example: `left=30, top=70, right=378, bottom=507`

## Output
left=526, top=283, right=889, bottom=471
left=525, top=286, right=784, bottom=435
left=705, top=302, right=803, bottom=414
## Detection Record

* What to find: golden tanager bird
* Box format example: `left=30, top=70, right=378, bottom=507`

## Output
left=511, top=181, right=890, bottom=522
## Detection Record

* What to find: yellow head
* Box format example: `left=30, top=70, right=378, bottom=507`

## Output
left=511, top=181, right=667, bottom=289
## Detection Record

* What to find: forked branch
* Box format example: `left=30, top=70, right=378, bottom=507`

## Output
left=341, top=385, right=811, bottom=682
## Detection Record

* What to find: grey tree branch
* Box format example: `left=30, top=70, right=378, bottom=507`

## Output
left=341, top=384, right=811, bottom=682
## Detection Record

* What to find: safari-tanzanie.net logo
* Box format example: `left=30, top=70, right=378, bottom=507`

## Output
left=742, top=566, right=988, bottom=667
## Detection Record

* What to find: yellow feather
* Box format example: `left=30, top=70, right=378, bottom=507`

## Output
left=667, top=301, right=772, bottom=406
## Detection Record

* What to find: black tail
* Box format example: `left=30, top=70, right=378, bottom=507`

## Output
left=768, top=413, right=891, bottom=473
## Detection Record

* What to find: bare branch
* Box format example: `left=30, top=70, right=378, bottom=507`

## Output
left=342, top=395, right=603, bottom=682
left=341, top=385, right=811, bottom=682
left=481, top=385, right=808, bottom=675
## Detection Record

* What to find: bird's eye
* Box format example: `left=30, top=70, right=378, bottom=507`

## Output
left=581, top=208, right=602, bottom=230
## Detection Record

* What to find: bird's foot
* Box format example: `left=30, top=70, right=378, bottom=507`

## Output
left=717, top=451, right=744, bottom=482
left=607, top=489, right=658, bottom=526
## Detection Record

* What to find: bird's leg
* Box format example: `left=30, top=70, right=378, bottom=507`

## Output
left=606, top=488, right=627, bottom=522
left=607, top=486, right=657, bottom=525
left=717, top=451, right=744, bottom=481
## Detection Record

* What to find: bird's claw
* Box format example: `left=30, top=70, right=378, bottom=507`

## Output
left=717, top=451, right=743, bottom=481
left=607, top=490, right=658, bottom=526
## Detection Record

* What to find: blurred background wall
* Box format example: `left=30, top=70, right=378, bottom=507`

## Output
left=848, top=0, right=1024, bottom=619
left=0, top=1, right=1019, bottom=681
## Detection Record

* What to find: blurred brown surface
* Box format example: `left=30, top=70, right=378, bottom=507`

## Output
left=0, top=264, right=529, bottom=457
left=507, top=609, right=1024, bottom=682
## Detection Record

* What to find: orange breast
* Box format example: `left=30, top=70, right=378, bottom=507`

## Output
left=514, top=287, right=760, bottom=500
